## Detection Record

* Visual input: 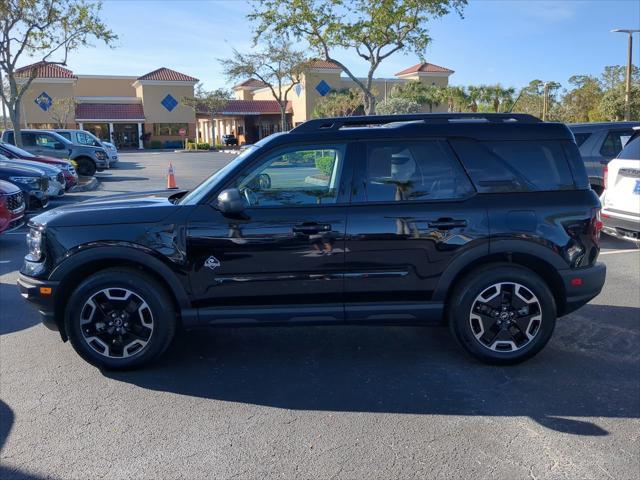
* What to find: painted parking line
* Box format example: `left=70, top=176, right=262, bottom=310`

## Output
left=600, top=249, right=640, bottom=255
left=0, top=260, right=10, bottom=264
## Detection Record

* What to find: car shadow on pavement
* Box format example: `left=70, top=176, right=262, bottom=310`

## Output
left=105, top=304, right=639, bottom=436
left=96, top=176, right=150, bottom=182
left=0, top=282, right=41, bottom=335
left=0, top=400, right=47, bottom=480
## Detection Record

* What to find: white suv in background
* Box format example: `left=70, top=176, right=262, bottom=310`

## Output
left=601, top=127, right=640, bottom=242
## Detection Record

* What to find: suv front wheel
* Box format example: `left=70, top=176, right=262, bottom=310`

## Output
left=75, top=157, right=97, bottom=177
left=65, top=268, right=176, bottom=370
left=448, top=264, right=556, bottom=365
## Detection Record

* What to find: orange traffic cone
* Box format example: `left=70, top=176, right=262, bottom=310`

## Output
left=167, top=162, right=177, bottom=189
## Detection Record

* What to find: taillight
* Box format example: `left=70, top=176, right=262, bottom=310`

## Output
left=603, top=164, right=608, bottom=190
left=591, top=207, right=603, bottom=244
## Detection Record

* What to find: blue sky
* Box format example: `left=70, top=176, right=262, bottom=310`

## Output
left=22, top=0, right=640, bottom=90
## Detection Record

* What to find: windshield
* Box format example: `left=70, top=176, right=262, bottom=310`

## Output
left=1, top=142, right=37, bottom=159
left=179, top=145, right=259, bottom=205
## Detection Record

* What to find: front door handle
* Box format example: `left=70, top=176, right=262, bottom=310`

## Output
left=428, top=218, right=467, bottom=230
left=293, top=223, right=332, bottom=234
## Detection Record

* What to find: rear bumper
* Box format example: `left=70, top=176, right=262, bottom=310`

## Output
left=17, top=274, right=60, bottom=333
left=602, top=209, right=640, bottom=240
left=558, top=262, right=606, bottom=316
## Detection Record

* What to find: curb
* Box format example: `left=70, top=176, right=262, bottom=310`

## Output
left=69, top=176, right=99, bottom=193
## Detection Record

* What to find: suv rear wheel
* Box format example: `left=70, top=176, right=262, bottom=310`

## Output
left=75, top=157, right=96, bottom=177
left=65, top=268, right=176, bottom=370
left=448, top=264, right=556, bottom=365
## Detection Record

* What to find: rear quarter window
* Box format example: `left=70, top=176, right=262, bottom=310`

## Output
left=618, top=136, right=640, bottom=160
left=450, top=139, right=575, bottom=193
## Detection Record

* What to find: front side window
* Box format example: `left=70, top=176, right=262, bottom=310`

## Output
left=75, top=131, right=100, bottom=146
left=233, top=145, right=345, bottom=207
left=34, top=133, right=61, bottom=150
left=600, top=130, right=634, bottom=158
left=361, top=140, right=474, bottom=202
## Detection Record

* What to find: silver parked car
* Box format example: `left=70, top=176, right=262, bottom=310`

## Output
left=569, top=122, right=640, bottom=195
left=1, top=129, right=109, bottom=177
left=0, top=153, right=65, bottom=197
left=52, top=129, right=118, bottom=167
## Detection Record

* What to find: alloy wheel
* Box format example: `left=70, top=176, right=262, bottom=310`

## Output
left=80, top=288, right=154, bottom=358
left=469, top=282, right=542, bottom=352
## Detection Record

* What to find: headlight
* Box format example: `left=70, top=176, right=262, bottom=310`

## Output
left=26, top=228, right=44, bottom=261
left=9, top=176, right=39, bottom=187
left=95, top=150, right=107, bottom=160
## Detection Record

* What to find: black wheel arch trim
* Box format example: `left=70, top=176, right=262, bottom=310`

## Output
left=49, top=243, right=191, bottom=310
left=433, top=237, right=568, bottom=303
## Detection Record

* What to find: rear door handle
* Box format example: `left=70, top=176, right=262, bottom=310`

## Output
left=428, top=218, right=467, bottom=230
left=293, top=223, right=332, bottom=234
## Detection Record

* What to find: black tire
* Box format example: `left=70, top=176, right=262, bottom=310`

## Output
left=65, top=268, right=176, bottom=370
left=75, top=157, right=96, bottom=177
left=448, top=263, right=556, bottom=365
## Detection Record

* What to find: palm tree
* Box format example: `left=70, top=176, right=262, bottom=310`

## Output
left=466, top=85, right=484, bottom=112
left=444, top=86, right=468, bottom=112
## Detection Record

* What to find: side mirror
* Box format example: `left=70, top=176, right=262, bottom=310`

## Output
left=54, top=143, right=65, bottom=150
left=216, top=188, right=245, bottom=216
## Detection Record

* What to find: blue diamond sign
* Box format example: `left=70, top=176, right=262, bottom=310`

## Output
left=34, top=91, right=53, bottom=111
left=161, top=94, right=178, bottom=112
left=315, top=80, right=331, bottom=97
left=294, top=83, right=303, bottom=97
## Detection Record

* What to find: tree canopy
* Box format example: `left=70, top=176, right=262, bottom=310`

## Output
left=220, top=40, right=307, bottom=130
left=0, top=0, right=116, bottom=146
left=249, top=0, right=467, bottom=115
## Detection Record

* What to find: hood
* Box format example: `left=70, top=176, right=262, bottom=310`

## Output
left=0, top=158, right=60, bottom=175
left=30, top=189, right=188, bottom=227
left=0, top=161, right=45, bottom=176
left=0, top=179, right=22, bottom=194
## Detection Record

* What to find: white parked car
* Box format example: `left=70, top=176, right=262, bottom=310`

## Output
left=601, top=128, right=640, bottom=242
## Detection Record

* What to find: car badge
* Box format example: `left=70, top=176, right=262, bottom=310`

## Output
left=204, top=256, right=221, bottom=270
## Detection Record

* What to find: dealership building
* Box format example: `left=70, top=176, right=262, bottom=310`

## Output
left=15, top=60, right=454, bottom=148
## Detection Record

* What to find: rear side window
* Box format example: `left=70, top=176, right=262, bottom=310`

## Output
left=451, top=139, right=575, bottom=192
left=618, top=136, right=640, bottom=160
left=573, top=132, right=591, bottom=147
left=600, top=130, right=634, bottom=158
left=57, top=132, right=72, bottom=141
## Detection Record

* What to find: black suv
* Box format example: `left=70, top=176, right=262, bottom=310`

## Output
left=18, top=113, right=606, bottom=369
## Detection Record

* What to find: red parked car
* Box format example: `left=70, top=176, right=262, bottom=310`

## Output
left=0, top=142, right=78, bottom=190
left=0, top=180, right=25, bottom=233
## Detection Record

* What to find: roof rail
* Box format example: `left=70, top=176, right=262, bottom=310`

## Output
left=291, top=113, right=541, bottom=133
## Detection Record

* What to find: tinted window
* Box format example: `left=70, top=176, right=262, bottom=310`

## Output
left=233, top=145, right=345, bottom=207
left=21, top=132, right=37, bottom=147
left=573, top=132, right=591, bottom=147
left=618, top=136, right=640, bottom=160
left=57, top=132, right=72, bottom=141
left=600, top=130, right=634, bottom=158
left=451, top=140, right=575, bottom=192
left=361, top=140, right=473, bottom=202
left=34, top=133, right=60, bottom=150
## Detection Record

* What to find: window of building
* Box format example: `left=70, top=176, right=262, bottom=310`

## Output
left=361, top=140, right=474, bottom=203
left=83, top=123, right=110, bottom=140
left=154, top=123, right=188, bottom=136
left=234, top=144, right=345, bottom=207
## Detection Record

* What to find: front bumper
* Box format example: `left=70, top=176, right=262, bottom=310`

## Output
left=558, top=262, right=606, bottom=316
left=17, top=273, right=61, bottom=334
left=26, top=190, right=49, bottom=211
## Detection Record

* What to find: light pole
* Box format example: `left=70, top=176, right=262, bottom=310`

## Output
left=611, top=29, right=639, bottom=121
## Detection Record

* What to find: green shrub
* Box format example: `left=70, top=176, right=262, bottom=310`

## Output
left=186, top=142, right=210, bottom=150
left=150, top=140, right=162, bottom=149
left=315, top=155, right=335, bottom=176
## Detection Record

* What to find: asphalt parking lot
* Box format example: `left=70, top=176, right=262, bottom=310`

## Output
left=1, top=151, right=639, bottom=480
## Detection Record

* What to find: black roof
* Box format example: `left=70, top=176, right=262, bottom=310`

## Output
left=271, top=113, right=574, bottom=144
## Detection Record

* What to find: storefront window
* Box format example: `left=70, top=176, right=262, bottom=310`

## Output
left=154, top=123, right=188, bottom=136
left=83, top=123, right=110, bottom=140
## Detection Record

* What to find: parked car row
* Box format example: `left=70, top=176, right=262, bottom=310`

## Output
left=0, top=128, right=118, bottom=177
